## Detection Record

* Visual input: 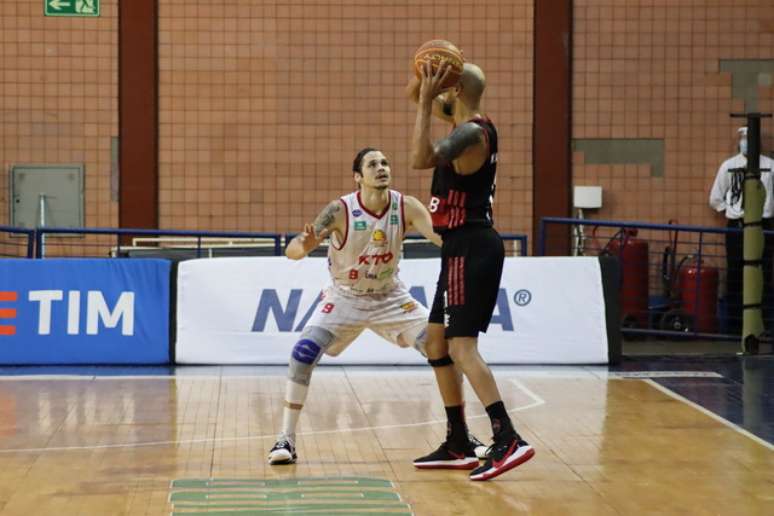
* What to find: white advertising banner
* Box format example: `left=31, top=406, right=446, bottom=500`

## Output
left=176, top=257, right=609, bottom=365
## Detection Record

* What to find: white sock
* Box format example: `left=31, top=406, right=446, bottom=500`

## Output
left=281, top=380, right=309, bottom=443
left=281, top=408, right=300, bottom=444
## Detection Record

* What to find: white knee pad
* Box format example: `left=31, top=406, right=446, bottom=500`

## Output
left=288, top=326, right=335, bottom=386
left=400, top=323, right=428, bottom=357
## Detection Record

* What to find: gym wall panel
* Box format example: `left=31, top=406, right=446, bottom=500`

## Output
left=157, top=1, right=534, bottom=237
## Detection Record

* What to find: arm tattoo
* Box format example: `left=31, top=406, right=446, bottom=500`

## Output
left=312, top=202, right=340, bottom=234
left=434, top=122, right=483, bottom=164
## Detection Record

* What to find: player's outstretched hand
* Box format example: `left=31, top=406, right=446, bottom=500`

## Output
left=303, top=223, right=331, bottom=243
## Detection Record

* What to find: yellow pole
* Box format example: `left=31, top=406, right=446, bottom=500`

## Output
left=738, top=115, right=769, bottom=354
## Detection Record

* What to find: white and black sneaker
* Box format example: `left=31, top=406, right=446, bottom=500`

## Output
left=469, top=436, right=534, bottom=481
left=413, top=441, right=479, bottom=470
left=267, top=437, right=297, bottom=465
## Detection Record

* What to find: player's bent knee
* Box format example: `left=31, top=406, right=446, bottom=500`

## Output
left=424, top=332, right=448, bottom=359
left=448, top=342, right=476, bottom=365
left=324, top=346, right=344, bottom=357
left=288, top=326, right=335, bottom=386
left=399, top=324, right=428, bottom=356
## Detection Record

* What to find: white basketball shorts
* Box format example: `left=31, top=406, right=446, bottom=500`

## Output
left=305, top=282, right=429, bottom=356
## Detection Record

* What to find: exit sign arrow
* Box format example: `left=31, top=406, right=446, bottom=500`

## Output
left=48, top=0, right=72, bottom=10
left=45, top=0, right=100, bottom=17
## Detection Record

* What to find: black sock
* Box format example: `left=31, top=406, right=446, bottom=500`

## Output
left=485, top=401, right=517, bottom=440
left=445, top=405, right=468, bottom=448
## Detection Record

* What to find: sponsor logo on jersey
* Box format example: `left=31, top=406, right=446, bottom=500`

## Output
left=365, top=267, right=394, bottom=280
left=354, top=221, right=367, bottom=231
left=357, top=252, right=394, bottom=266
left=390, top=214, right=399, bottom=225
left=401, top=301, right=417, bottom=313
left=371, top=229, right=387, bottom=245
left=378, top=268, right=394, bottom=280
left=352, top=209, right=363, bottom=217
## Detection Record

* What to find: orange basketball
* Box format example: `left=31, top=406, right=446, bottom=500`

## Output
left=413, top=39, right=464, bottom=89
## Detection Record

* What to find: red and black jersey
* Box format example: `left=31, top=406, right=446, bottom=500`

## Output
left=429, top=117, right=498, bottom=234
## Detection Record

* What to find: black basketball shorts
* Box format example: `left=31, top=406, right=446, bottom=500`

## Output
left=429, top=225, right=505, bottom=338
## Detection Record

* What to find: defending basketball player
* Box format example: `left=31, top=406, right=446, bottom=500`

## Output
left=407, top=55, right=535, bottom=480
left=268, top=148, right=486, bottom=465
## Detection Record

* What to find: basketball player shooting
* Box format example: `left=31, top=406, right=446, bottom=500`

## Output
left=268, top=148, right=486, bottom=465
left=407, top=47, right=535, bottom=480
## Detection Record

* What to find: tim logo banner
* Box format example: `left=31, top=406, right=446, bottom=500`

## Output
left=177, top=257, right=609, bottom=365
left=0, top=259, right=170, bottom=364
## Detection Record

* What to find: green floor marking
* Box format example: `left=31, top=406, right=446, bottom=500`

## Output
left=171, top=504, right=410, bottom=513
left=171, top=506, right=414, bottom=516
left=169, top=476, right=411, bottom=515
left=170, top=490, right=401, bottom=502
left=171, top=477, right=393, bottom=489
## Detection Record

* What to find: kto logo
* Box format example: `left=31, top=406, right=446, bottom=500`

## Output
left=0, top=290, right=135, bottom=336
left=358, top=252, right=394, bottom=265
left=252, top=287, right=529, bottom=332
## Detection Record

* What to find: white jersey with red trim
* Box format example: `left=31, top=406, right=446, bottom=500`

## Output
left=328, top=190, right=405, bottom=294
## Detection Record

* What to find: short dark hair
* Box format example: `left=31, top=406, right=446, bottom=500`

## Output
left=352, top=147, right=379, bottom=173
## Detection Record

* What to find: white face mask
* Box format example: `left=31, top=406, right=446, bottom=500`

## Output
left=739, top=138, right=748, bottom=156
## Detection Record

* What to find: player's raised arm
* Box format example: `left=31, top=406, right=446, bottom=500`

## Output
left=405, top=75, right=455, bottom=123
left=403, top=195, right=442, bottom=247
left=285, top=200, right=344, bottom=260
left=411, top=62, right=455, bottom=170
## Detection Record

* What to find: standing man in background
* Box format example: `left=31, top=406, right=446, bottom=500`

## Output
left=709, top=127, right=774, bottom=333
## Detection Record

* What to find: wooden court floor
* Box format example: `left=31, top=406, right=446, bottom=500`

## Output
left=0, top=365, right=771, bottom=515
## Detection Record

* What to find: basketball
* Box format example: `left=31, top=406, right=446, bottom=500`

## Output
left=413, top=39, right=464, bottom=89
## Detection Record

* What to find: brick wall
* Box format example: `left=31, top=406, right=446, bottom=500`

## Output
left=0, top=0, right=118, bottom=230
left=5, top=1, right=771, bottom=250
left=573, top=0, right=774, bottom=228
left=157, top=0, right=534, bottom=235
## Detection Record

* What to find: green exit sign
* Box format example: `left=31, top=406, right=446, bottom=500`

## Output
left=45, top=0, right=100, bottom=17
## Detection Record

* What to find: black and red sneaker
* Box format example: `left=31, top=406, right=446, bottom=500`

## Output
left=469, top=436, right=534, bottom=481
left=413, top=441, right=479, bottom=470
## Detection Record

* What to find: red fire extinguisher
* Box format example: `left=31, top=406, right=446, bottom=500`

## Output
left=678, top=258, right=719, bottom=333
left=601, top=229, right=649, bottom=329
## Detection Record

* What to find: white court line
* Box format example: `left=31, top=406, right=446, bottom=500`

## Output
left=645, top=379, right=774, bottom=452
left=607, top=371, right=723, bottom=379
left=0, top=370, right=722, bottom=381
left=0, top=375, right=99, bottom=381
left=508, top=378, right=546, bottom=411
left=0, top=377, right=545, bottom=454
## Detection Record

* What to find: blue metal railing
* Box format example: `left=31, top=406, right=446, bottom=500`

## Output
left=283, top=232, right=528, bottom=256
left=537, top=217, right=751, bottom=256
left=0, top=225, right=35, bottom=258
left=401, top=233, right=528, bottom=257
left=35, top=227, right=283, bottom=258
left=500, top=233, right=528, bottom=257
left=539, top=217, right=774, bottom=340
left=4, top=225, right=528, bottom=259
